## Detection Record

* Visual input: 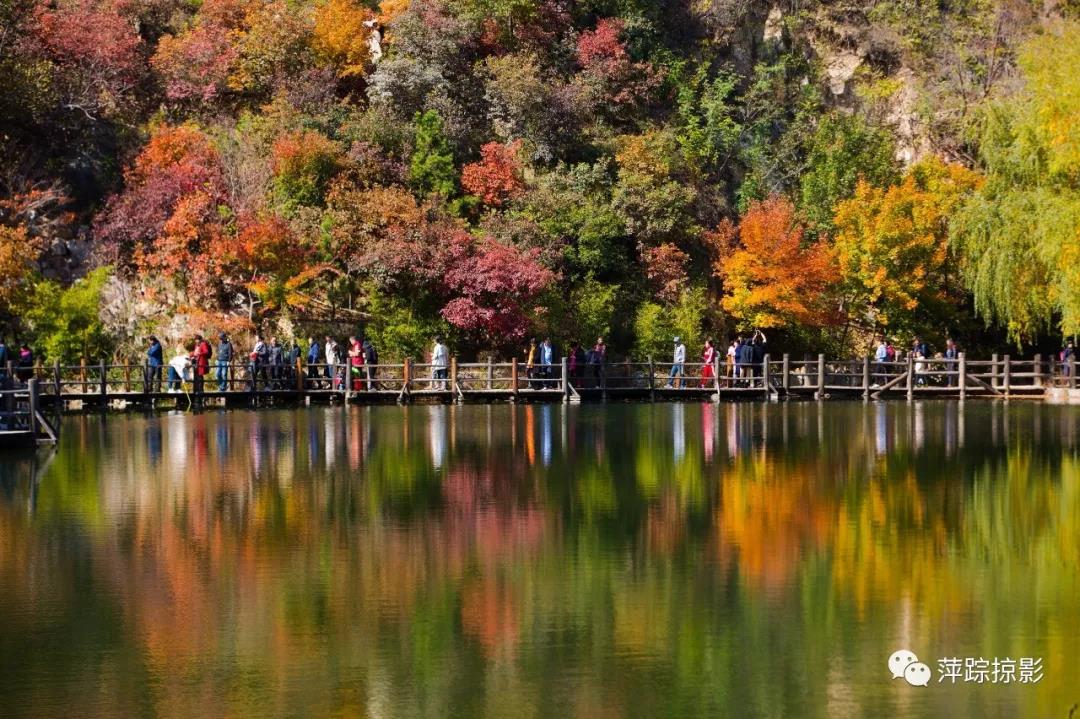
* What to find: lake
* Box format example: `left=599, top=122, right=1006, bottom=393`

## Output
left=0, top=401, right=1077, bottom=717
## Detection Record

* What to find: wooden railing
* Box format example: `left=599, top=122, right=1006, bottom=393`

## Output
left=5, top=351, right=1075, bottom=403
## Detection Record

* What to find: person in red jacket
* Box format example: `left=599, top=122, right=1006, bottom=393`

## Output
left=191, top=334, right=212, bottom=394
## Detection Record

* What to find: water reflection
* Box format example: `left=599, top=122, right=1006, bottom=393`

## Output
left=0, top=401, right=1078, bottom=718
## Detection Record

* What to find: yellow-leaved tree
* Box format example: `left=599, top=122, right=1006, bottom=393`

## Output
left=833, top=157, right=981, bottom=335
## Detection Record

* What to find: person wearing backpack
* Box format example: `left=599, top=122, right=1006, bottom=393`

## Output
left=250, top=335, right=268, bottom=390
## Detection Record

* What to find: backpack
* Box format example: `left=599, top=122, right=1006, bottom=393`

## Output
left=365, top=342, right=378, bottom=364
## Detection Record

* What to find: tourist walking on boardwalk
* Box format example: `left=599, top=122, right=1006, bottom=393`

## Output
left=362, top=337, right=378, bottom=389
left=667, top=336, right=686, bottom=388
left=725, top=339, right=736, bottom=387
left=540, top=337, right=555, bottom=388
left=324, top=336, right=339, bottom=389
left=216, top=332, right=233, bottom=391
left=431, top=336, right=449, bottom=389
left=944, top=338, right=960, bottom=386
left=874, top=339, right=888, bottom=386
left=525, top=338, right=537, bottom=389
left=269, top=337, right=284, bottom=389
left=347, top=336, right=364, bottom=391
left=15, top=343, right=33, bottom=383
left=568, top=342, right=583, bottom=387
left=146, top=336, right=163, bottom=393
left=191, top=334, right=212, bottom=394
left=1063, top=340, right=1076, bottom=378
left=250, top=335, right=268, bottom=390
left=306, top=336, right=321, bottom=388
left=737, top=336, right=755, bottom=385
left=589, top=336, right=606, bottom=387
left=167, top=346, right=190, bottom=392
left=751, top=330, right=767, bottom=377
left=701, top=339, right=716, bottom=387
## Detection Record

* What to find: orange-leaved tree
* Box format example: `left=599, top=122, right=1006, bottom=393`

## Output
left=461, top=140, right=525, bottom=208
left=712, top=196, right=840, bottom=329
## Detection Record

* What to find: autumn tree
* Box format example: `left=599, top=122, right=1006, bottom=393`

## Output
left=951, top=21, right=1080, bottom=343
left=714, top=196, right=839, bottom=329
left=461, top=140, right=525, bottom=208
left=440, top=236, right=556, bottom=346
left=312, top=0, right=374, bottom=78
left=833, top=157, right=981, bottom=335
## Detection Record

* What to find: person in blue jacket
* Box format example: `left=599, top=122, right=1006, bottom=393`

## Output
left=146, top=336, right=163, bottom=393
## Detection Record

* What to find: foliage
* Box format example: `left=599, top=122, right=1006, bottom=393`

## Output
left=951, top=22, right=1080, bottom=343
left=799, top=113, right=900, bottom=233
left=0, top=226, right=43, bottom=333
left=440, top=236, right=556, bottom=347
left=271, top=130, right=343, bottom=211
left=21, top=266, right=113, bottom=362
left=409, top=110, right=457, bottom=199
left=714, top=196, right=839, bottom=330
left=633, top=287, right=706, bottom=359
left=461, top=140, right=525, bottom=208
left=312, top=0, right=374, bottom=78
left=835, top=157, right=982, bottom=334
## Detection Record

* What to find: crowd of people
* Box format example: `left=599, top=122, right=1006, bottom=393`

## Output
left=4, top=330, right=1077, bottom=394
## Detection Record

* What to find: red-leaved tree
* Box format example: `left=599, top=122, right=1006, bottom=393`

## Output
left=440, top=236, right=556, bottom=346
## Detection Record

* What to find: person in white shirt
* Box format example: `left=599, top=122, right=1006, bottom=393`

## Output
left=667, top=336, right=686, bottom=388
left=431, top=336, right=449, bottom=389
left=324, top=336, right=339, bottom=390
left=167, top=347, right=191, bottom=393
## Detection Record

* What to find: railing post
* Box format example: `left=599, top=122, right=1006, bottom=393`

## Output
left=4, top=360, right=11, bottom=385
left=816, top=354, right=825, bottom=400
left=99, top=359, right=107, bottom=400
left=1034, top=353, right=1043, bottom=387
left=296, top=357, right=304, bottom=392
left=511, top=358, right=518, bottom=396
left=958, top=352, right=967, bottom=400
left=28, top=379, right=39, bottom=439
left=487, top=357, right=493, bottom=390
left=123, top=363, right=131, bottom=392
left=782, top=353, right=790, bottom=394
left=762, top=353, right=771, bottom=399
left=648, top=356, right=655, bottom=401
left=1003, top=354, right=1011, bottom=397
left=905, top=352, right=914, bottom=401
left=1072, top=354, right=1077, bottom=390
left=143, top=361, right=150, bottom=395
left=714, top=356, right=721, bottom=403
left=862, top=355, right=870, bottom=399
left=991, top=353, right=999, bottom=389
left=561, top=357, right=568, bottom=400
left=450, top=356, right=458, bottom=394
left=403, top=357, right=411, bottom=394
left=53, top=360, right=61, bottom=397
left=80, top=358, right=87, bottom=394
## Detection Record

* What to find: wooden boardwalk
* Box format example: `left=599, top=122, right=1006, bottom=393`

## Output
left=0, top=381, right=59, bottom=447
left=5, top=352, right=1072, bottom=413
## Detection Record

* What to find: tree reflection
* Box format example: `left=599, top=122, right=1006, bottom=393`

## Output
left=0, top=402, right=1077, bottom=716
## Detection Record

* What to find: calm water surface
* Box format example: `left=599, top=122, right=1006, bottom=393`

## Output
left=0, top=402, right=1078, bottom=718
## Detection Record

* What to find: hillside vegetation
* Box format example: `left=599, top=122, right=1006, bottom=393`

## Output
left=1, top=0, right=1079, bottom=360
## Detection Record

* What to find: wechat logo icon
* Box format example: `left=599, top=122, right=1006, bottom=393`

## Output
left=889, top=649, right=931, bottom=687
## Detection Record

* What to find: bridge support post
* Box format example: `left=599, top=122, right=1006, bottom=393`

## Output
left=99, top=360, right=107, bottom=404
left=511, top=359, right=518, bottom=399
left=1034, top=353, right=1043, bottom=388
left=906, top=353, right=914, bottom=401
left=762, top=353, right=770, bottom=400
left=561, top=357, right=569, bottom=403
left=1003, top=355, right=1011, bottom=398
left=991, top=353, right=999, bottom=390
left=782, top=354, right=790, bottom=395
left=816, top=354, right=825, bottom=400
left=862, top=356, right=870, bottom=399
left=28, top=379, right=39, bottom=439
left=959, top=352, right=967, bottom=400
left=648, top=357, right=655, bottom=402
